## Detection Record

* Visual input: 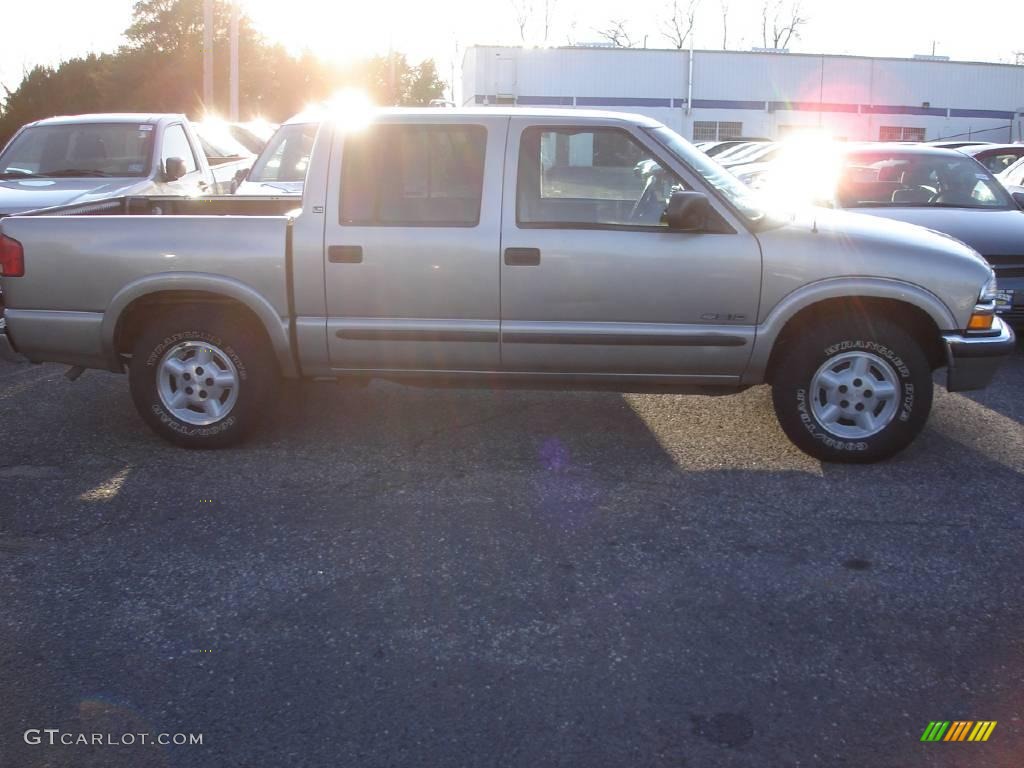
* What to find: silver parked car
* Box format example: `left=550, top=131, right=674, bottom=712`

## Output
left=0, top=109, right=1013, bottom=461
left=234, top=113, right=317, bottom=196
left=0, top=113, right=220, bottom=215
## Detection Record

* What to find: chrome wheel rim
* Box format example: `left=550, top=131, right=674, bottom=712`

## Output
left=156, top=341, right=239, bottom=426
left=809, top=351, right=899, bottom=439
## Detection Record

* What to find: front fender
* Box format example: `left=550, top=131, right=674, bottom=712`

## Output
left=102, top=272, right=296, bottom=377
left=742, top=276, right=957, bottom=385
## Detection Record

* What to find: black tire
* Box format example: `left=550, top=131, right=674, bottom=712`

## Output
left=771, top=316, right=933, bottom=463
left=128, top=307, right=278, bottom=448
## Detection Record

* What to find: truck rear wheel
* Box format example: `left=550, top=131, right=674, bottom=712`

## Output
left=770, top=317, right=933, bottom=463
left=128, top=308, right=278, bottom=448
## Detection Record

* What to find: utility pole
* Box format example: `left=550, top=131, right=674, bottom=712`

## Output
left=229, top=1, right=240, bottom=120
left=203, top=0, right=214, bottom=112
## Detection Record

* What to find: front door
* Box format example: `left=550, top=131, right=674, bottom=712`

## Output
left=157, top=122, right=207, bottom=196
left=499, top=118, right=762, bottom=381
left=324, top=116, right=507, bottom=371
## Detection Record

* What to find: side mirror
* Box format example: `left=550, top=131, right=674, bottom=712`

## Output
left=163, top=157, right=186, bottom=182
left=665, top=190, right=712, bottom=231
left=1012, top=190, right=1024, bottom=210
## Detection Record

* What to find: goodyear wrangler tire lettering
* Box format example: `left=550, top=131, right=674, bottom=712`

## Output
left=129, top=308, right=278, bottom=448
left=772, top=317, right=933, bottom=463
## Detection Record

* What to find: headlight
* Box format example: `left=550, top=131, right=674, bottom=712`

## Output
left=967, top=272, right=998, bottom=332
left=979, top=272, right=998, bottom=303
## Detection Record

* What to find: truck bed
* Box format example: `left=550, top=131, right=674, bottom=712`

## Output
left=1, top=197, right=296, bottom=371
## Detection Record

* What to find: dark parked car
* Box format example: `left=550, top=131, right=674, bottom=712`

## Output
left=744, top=144, right=1024, bottom=327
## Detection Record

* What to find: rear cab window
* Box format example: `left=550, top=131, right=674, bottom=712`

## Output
left=340, top=124, right=486, bottom=227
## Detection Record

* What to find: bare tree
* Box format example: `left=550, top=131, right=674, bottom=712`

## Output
left=661, top=0, right=698, bottom=49
left=596, top=19, right=636, bottom=48
left=565, top=19, right=578, bottom=45
left=542, top=0, right=557, bottom=44
left=510, top=0, right=533, bottom=43
left=720, top=0, right=730, bottom=49
left=760, top=0, right=807, bottom=50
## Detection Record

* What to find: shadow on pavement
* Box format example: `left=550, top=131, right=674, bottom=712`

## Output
left=0, top=367, right=1021, bottom=767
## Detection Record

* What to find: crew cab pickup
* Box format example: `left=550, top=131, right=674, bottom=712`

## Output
left=0, top=113, right=241, bottom=216
left=0, top=109, right=1015, bottom=462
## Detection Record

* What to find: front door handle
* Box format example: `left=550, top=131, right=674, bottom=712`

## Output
left=329, top=245, right=363, bottom=263
left=505, top=247, right=541, bottom=266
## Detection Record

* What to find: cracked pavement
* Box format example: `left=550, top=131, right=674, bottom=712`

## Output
left=0, top=345, right=1022, bottom=767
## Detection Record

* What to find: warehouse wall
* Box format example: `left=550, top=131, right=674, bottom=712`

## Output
left=463, top=46, right=1024, bottom=142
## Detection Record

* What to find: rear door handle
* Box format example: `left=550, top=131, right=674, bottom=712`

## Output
left=328, top=245, right=363, bottom=263
left=505, top=247, right=541, bottom=266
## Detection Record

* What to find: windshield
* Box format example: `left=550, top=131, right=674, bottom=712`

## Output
left=837, top=152, right=1013, bottom=209
left=191, top=122, right=254, bottom=159
left=0, top=122, right=155, bottom=177
left=248, top=122, right=318, bottom=183
left=228, top=123, right=275, bottom=153
left=647, top=125, right=768, bottom=223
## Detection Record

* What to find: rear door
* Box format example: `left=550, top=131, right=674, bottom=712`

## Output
left=499, top=118, right=762, bottom=380
left=323, top=115, right=507, bottom=371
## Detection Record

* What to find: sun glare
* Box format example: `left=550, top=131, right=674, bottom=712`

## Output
left=763, top=132, right=845, bottom=208
left=292, top=89, right=377, bottom=134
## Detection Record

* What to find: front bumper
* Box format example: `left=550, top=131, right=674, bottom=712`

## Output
left=942, top=316, right=1016, bottom=392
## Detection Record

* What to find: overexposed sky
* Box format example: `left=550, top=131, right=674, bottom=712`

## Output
left=2, top=0, right=1022, bottom=96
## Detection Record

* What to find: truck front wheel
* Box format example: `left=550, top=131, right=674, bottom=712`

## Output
left=128, top=309, right=278, bottom=448
left=770, top=317, right=933, bottom=463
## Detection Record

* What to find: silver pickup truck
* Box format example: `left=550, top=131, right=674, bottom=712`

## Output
left=0, top=108, right=1014, bottom=462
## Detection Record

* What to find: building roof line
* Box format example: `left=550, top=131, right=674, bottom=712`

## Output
left=465, top=44, right=1024, bottom=71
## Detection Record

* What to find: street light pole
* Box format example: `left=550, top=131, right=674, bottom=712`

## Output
left=230, top=1, right=239, bottom=120
left=203, top=0, right=214, bottom=112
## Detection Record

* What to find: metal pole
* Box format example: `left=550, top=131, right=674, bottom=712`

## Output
left=203, top=0, right=214, bottom=111
left=686, top=28, right=694, bottom=117
left=229, top=1, right=239, bottom=120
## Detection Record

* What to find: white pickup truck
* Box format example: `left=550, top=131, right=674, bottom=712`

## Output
left=0, top=113, right=251, bottom=216
left=0, top=108, right=1014, bottom=461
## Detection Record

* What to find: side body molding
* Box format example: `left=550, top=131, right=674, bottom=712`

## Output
left=742, top=276, right=958, bottom=385
left=101, top=272, right=297, bottom=377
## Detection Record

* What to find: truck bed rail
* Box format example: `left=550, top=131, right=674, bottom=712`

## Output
left=17, top=195, right=302, bottom=218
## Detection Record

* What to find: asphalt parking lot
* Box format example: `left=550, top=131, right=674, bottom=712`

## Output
left=0, top=343, right=1022, bottom=768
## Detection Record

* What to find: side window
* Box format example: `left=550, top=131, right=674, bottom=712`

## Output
left=340, top=124, right=486, bottom=226
left=516, top=127, right=687, bottom=228
left=982, top=153, right=1021, bottom=174
left=161, top=124, right=198, bottom=174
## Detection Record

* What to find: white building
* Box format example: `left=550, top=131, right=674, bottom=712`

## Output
left=462, top=45, right=1024, bottom=143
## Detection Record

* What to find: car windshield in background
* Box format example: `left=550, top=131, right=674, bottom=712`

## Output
left=192, top=123, right=254, bottom=159
left=647, top=125, right=768, bottom=223
left=837, top=152, right=1014, bottom=209
left=0, top=123, right=155, bottom=177
left=248, top=123, right=317, bottom=183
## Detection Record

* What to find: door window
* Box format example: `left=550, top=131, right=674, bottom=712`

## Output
left=161, top=124, right=198, bottom=174
left=516, top=127, right=687, bottom=228
left=340, top=125, right=486, bottom=226
left=980, top=152, right=1023, bottom=174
